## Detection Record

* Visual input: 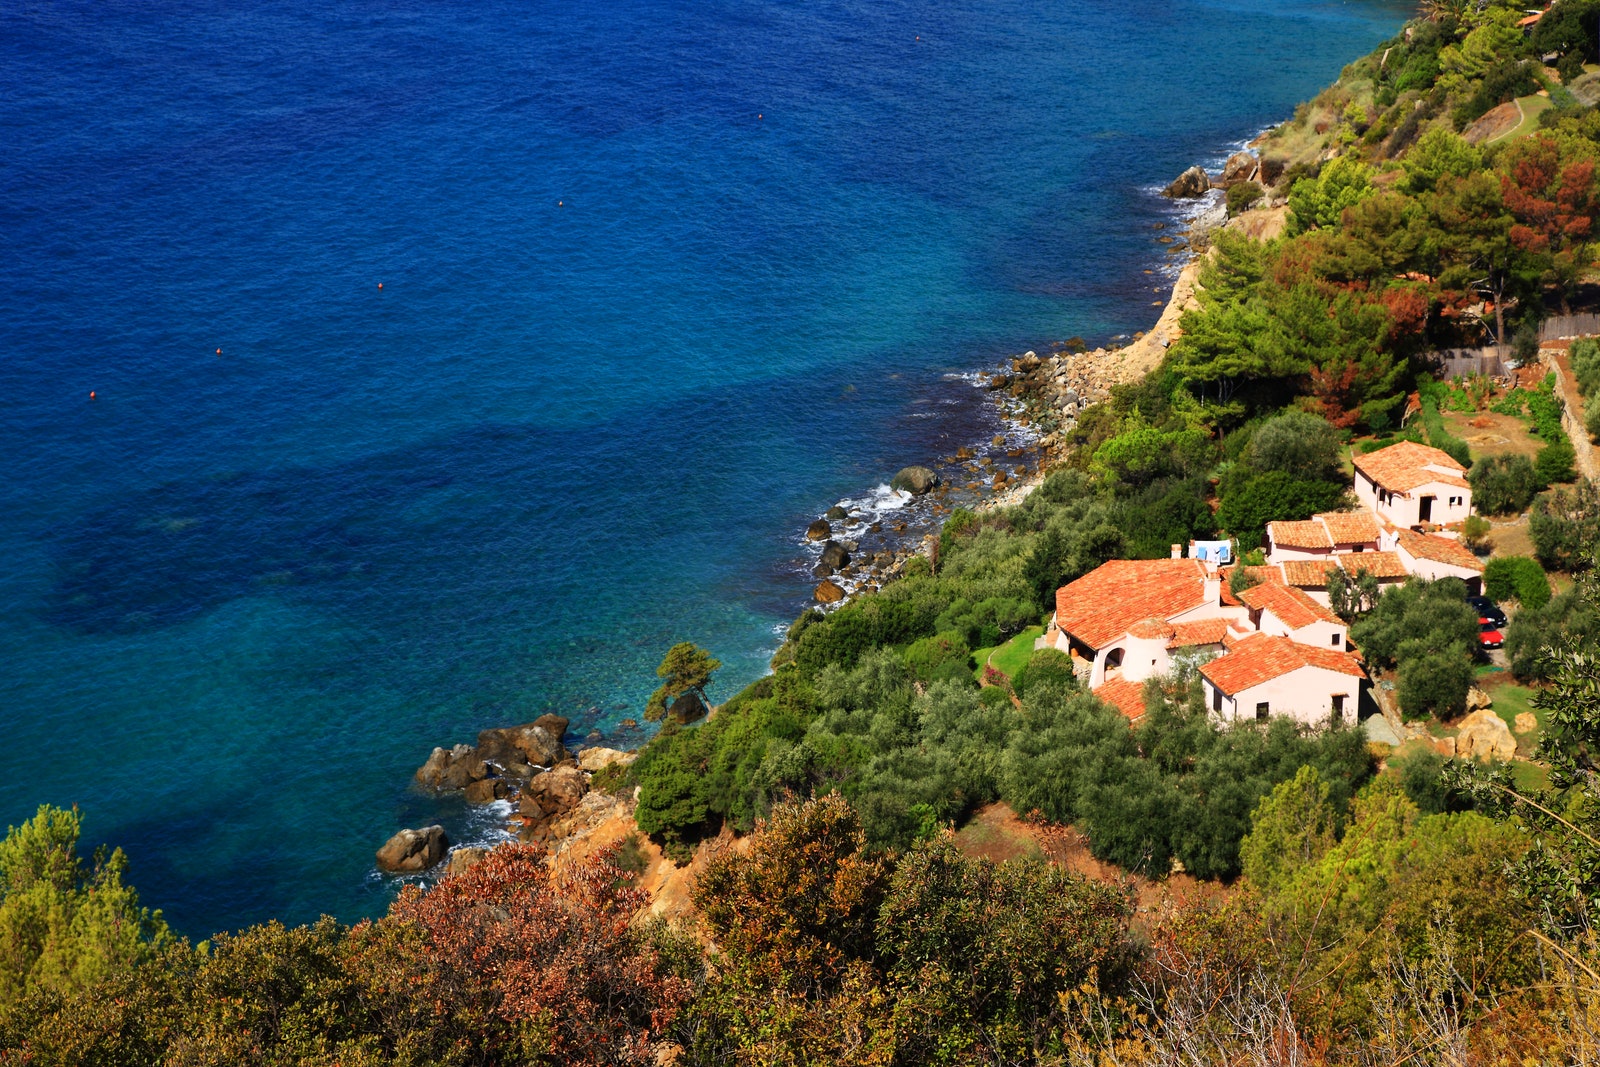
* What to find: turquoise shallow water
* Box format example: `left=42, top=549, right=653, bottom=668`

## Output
left=0, top=0, right=1409, bottom=937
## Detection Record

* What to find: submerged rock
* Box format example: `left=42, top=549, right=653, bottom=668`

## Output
left=376, top=825, right=449, bottom=872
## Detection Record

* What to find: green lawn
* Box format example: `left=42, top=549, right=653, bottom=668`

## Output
left=1510, top=759, right=1551, bottom=794
left=974, top=626, right=1044, bottom=682
left=1488, top=94, right=1552, bottom=144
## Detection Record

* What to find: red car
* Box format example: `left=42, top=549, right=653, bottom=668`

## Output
left=1478, top=619, right=1504, bottom=650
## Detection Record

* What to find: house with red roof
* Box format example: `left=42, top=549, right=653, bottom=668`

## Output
left=1040, top=557, right=1249, bottom=690
left=1200, top=632, right=1364, bottom=727
left=1351, top=441, right=1471, bottom=529
left=1387, top=527, right=1485, bottom=593
left=1266, top=510, right=1382, bottom=564
left=1238, top=581, right=1347, bottom=650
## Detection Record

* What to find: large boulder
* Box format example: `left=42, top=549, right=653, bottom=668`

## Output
left=519, top=764, right=588, bottom=820
left=1163, top=165, right=1211, bottom=198
left=824, top=505, right=849, bottom=521
left=464, top=777, right=509, bottom=804
left=806, top=518, right=833, bottom=541
left=814, top=579, right=845, bottom=604
left=819, top=540, right=850, bottom=570
left=476, top=723, right=567, bottom=768
left=415, top=743, right=482, bottom=789
left=376, top=825, right=449, bottom=873
left=1218, top=151, right=1258, bottom=185
left=578, top=747, right=637, bottom=773
left=890, top=466, right=939, bottom=495
left=1455, top=709, right=1517, bottom=761
left=533, top=714, right=569, bottom=740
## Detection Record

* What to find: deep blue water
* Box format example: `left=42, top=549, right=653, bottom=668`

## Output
left=0, top=0, right=1409, bottom=937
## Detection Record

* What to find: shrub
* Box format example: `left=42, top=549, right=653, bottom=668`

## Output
left=1570, top=338, right=1600, bottom=396
left=1536, top=437, right=1578, bottom=486
left=1505, top=589, right=1600, bottom=680
left=902, top=633, right=974, bottom=685
left=1350, top=578, right=1478, bottom=673
left=1587, top=402, right=1600, bottom=442
left=1246, top=410, right=1344, bottom=481
left=1461, top=514, right=1493, bottom=553
left=1531, top=480, right=1600, bottom=571
left=1469, top=454, right=1538, bottom=515
left=1216, top=471, right=1349, bottom=543
left=1227, top=181, right=1264, bottom=215
left=1483, top=555, right=1551, bottom=608
left=1396, top=642, right=1474, bottom=720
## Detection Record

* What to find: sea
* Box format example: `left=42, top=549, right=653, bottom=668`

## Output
left=0, top=0, right=1412, bottom=938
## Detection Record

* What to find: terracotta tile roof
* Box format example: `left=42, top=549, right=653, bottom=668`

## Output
left=1200, top=633, right=1366, bottom=695
left=1095, top=677, right=1148, bottom=722
left=1240, top=582, right=1343, bottom=629
left=1395, top=529, right=1485, bottom=573
left=1219, top=565, right=1283, bottom=606
left=1336, top=550, right=1408, bottom=580
left=1168, top=618, right=1232, bottom=648
left=1351, top=441, right=1468, bottom=493
left=1127, top=617, right=1177, bottom=640
left=1268, top=520, right=1333, bottom=550
left=1315, top=510, right=1381, bottom=544
left=1280, top=559, right=1342, bottom=588
left=1055, top=558, right=1211, bottom=651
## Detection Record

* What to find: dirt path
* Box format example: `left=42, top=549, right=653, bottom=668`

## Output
left=1541, top=346, right=1599, bottom=482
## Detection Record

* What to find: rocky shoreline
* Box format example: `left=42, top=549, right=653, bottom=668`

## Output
left=382, top=146, right=1289, bottom=883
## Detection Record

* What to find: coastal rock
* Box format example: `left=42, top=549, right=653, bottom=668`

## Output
left=819, top=540, right=850, bottom=570
left=667, top=690, right=709, bottom=725
left=533, top=714, right=570, bottom=741
left=813, top=561, right=836, bottom=578
left=476, top=723, right=567, bottom=769
left=519, top=764, right=587, bottom=820
left=464, top=777, right=509, bottom=804
left=987, top=374, right=1009, bottom=390
left=376, top=825, right=450, bottom=873
left=1455, top=709, right=1517, bottom=761
left=415, top=743, right=480, bottom=789
left=806, top=518, right=833, bottom=541
left=890, top=466, right=939, bottom=495
left=1218, top=151, right=1258, bottom=185
left=824, top=505, right=849, bottom=521
left=446, top=846, right=489, bottom=878
left=578, top=747, right=637, bottom=773
left=1163, top=165, right=1211, bottom=199
left=815, top=579, right=845, bottom=604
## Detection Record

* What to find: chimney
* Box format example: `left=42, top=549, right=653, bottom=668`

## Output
left=1171, top=543, right=1182, bottom=559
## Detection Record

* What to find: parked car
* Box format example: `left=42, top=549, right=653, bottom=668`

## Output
left=1478, top=620, right=1504, bottom=650
left=1468, top=595, right=1507, bottom=628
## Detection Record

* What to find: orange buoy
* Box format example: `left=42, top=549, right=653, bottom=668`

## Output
left=558, top=200, right=564, bottom=206
left=89, top=391, right=96, bottom=399
left=377, top=282, right=383, bottom=289
left=216, top=348, right=221, bottom=355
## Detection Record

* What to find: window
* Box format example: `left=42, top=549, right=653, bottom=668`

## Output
left=1212, top=685, right=1222, bottom=713
left=1331, top=633, right=1341, bottom=646
left=1332, top=694, right=1346, bottom=719
left=1256, top=702, right=1270, bottom=721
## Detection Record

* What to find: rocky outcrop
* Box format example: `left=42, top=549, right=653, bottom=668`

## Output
left=1163, top=165, right=1211, bottom=198
left=667, top=690, right=708, bottom=725
left=1217, top=151, right=1259, bottom=185
left=824, top=505, right=849, bottom=521
left=578, top=747, right=637, bottom=772
left=415, top=743, right=484, bottom=789
left=376, top=825, right=449, bottom=872
left=890, top=466, right=939, bottom=495
left=815, top=579, right=845, bottom=604
left=819, top=540, right=850, bottom=571
left=446, top=846, right=489, bottom=878
left=464, top=777, right=510, bottom=804
left=806, top=518, right=833, bottom=541
left=517, top=765, right=589, bottom=845
left=1465, top=687, right=1493, bottom=713
left=1455, top=709, right=1517, bottom=761
left=474, top=722, right=568, bottom=770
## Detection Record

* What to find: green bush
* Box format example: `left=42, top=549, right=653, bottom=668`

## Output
left=1570, top=338, right=1600, bottom=397
left=1216, top=471, right=1348, bottom=543
left=1227, top=181, right=1264, bottom=215
left=1469, top=454, right=1538, bottom=515
left=1484, top=555, right=1551, bottom=609
left=1396, top=641, right=1474, bottom=720
left=1536, top=437, right=1578, bottom=486
left=1531, top=480, right=1600, bottom=572
left=1350, top=578, right=1479, bottom=674
left=903, top=633, right=974, bottom=685
left=1505, top=589, right=1600, bottom=680
left=1587, top=402, right=1600, bottom=443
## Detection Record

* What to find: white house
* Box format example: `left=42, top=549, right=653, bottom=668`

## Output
left=1388, top=528, right=1485, bottom=593
left=1199, top=633, right=1364, bottom=727
left=1238, top=581, right=1348, bottom=650
left=1266, top=510, right=1382, bottom=564
left=1042, top=558, right=1247, bottom=689
left=1350, top=441, right=1471, bottom=529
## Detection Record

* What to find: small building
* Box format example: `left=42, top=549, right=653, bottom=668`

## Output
left=1351, top=441, right=1471, bottom=529
left=1238, top=581, right=1348, bottom=650
left=1043, top=558, right=1246, bottom=689
left=1200, top=633, right=1365, bottom=728
left=1266, top=510, right=1382, bottom=564
left=1389, top=528, right=1485, bottom=593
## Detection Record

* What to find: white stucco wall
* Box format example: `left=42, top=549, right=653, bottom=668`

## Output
left=1394, top=550, right=1483, bottom=591
left=1090, top=632, right=1172, bottom=688
left=1357, top=471, right=1471, bottom=529
left=1266, top=542, right=1331, bottom=565
left=1257, top=610, right=1345, bottom=650
left=1205, top=665, right=1359, bottom=728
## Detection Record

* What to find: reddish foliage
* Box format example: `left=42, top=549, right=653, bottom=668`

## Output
left=1306, top=362, right=1362, bottom=428
left=1378, top=284, right=1430, bottom=340
left=1501, top=136, right=1597, bottom=255
left=375, top=844, right=688, bottom=1066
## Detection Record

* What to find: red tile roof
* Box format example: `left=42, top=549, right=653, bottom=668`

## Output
left=1336, top=549, right=1408, bottom=580
left=1219, top=565, right=1283, bottom=606
left=1280, top=559, right=1342, bottom=588
left=1200, top=633, right=1365, bottom=695
left=1240, top=582, right=1343, bottom=629
left=1315, top=510, right=1381, bottom=545
left=1168, top=618, right=1233, bottom=648
left=1127, top=617, right=1177, bottom=640
left=1395, top=529, right=1485, bottom=573
left=1095, top=677, right=1148, bottom=722
left=1268, top=520, right=1332, bottom=550
left=1351, top=441, right=1468, bottom=493
left=1055, top=558, right=1211, bottom=651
